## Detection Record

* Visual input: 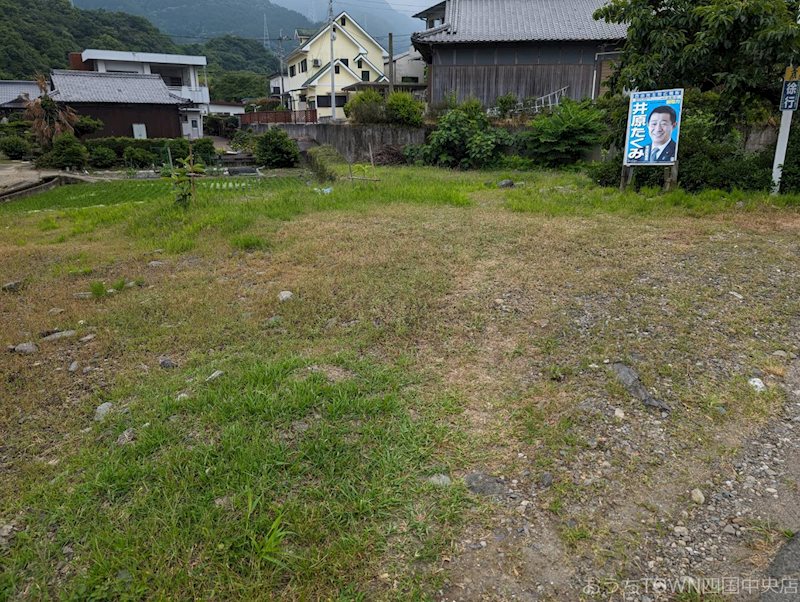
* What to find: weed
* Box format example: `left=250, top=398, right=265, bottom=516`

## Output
left=89, top=281, right=106, bottom=299
left=231, top=234, right=270, bottom=252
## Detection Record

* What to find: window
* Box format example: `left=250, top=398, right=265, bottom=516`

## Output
left=300, top=59, right=307, bottom=73
left=340, top=16, right=346, bottom=26
left=401, top=76, right=419, bottom=83
left=357, top=59, right=363, bottom=69
left=334, top=65, right=340, bottom=74
left=299, top=94, right=307, bottom=102
left=272, top=86, right=281, bottom=94
left=361, top=71, right=370, bottom=82
left=309, top=100, right=316, bottom=109
left=341, top=58, right=348, bottom=67
left=289, top=65, right=296, bottom=77
left=316, top=94, right=347, bottom=108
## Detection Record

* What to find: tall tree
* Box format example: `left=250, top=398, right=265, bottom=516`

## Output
left=595, top=0, right=800, bottom=118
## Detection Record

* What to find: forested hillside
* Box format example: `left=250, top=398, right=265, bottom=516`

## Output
left=74, top=0, right=313, bottom=42
left=0, top=0, right=179, bottom=79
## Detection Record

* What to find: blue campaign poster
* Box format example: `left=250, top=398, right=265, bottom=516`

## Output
left=623, top=89, right=684, bottom=166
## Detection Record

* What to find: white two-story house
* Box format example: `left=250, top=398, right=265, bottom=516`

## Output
left=69, top=49, right=211, bottom=139
left=284, top=12, right=388, bottom=119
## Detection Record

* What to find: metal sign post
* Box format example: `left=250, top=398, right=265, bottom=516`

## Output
left=771, top=66, right=800, bottom=194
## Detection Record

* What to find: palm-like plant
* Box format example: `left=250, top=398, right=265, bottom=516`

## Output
left=25, top=75, right=78, bottom=149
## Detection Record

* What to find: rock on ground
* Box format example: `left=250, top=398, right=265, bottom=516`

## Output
left=94, top=402, right=113, bottom=422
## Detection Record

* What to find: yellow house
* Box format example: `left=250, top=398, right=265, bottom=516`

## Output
left=285, top=12, right=388, bottom=119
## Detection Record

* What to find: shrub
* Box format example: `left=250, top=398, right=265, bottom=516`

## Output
left=231, top=129, right=256, bottom=153
left=516, top=99, right=605, bottom=167
left=73, top=116, right=104, bottom=138
left=84, top=138, right=190, bottom=163
left=418, top=104, right=509, bottom=169
left=344, top=90, right=385, bottom=124
left=88, top=146, right=117, bottom=169
left=254, top=128, right=299, bottom=168
left=0, top=135, right=32, bottom=159
left=123, top=146, right=157, bottom=168
left=495, top=93, right=518, bottom=118
left=586, top=118, right=773, bottom=194
left=385, top=92, right=424, bottom=127
left=192, top=137, right=217, bottom=165
left=44, top=133, right=88, bottom=169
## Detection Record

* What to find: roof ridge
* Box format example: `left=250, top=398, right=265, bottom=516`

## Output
left=52, top=69, right=163, bottom=79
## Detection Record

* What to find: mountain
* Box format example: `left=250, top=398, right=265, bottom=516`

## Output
left=271, top=0, right=421, bottom=51
left=73, top=0, right=314, bottom=42
left=0, top=0, right=180, bottom=79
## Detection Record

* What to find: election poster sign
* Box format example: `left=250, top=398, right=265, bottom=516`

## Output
left=623, top=88, right=684, bottom=166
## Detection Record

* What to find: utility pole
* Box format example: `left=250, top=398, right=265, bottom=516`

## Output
left=329, top=0, right=337, bottom=120
left=388, top=33, right=394, bottom=95
left=278, top=29, right=286, bottom=109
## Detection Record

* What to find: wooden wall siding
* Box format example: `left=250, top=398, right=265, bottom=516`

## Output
left=430, top=64, right=596, bottom=105
left=433, top=42, right=600, bottom=67
left=70, top=104, right=183, bottom=139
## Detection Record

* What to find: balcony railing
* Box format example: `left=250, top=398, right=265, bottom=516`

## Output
left=240, top=110, right=318, bottom=125
left=167, top=86, right=210, bottom=105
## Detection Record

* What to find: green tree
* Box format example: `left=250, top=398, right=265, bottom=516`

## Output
left=0, top=0, right=179, bottom=79
left=594, top=0, right=800, bottom=121
left=209, top=71, right=268, bottom=103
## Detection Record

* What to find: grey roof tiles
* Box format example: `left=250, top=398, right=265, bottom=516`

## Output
left=49, top=70, right=188, bottom=104
left=413, top=0, right=627, bottom=43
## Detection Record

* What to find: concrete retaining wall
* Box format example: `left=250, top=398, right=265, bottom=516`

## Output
left=250, top=123, right=426, bottom=162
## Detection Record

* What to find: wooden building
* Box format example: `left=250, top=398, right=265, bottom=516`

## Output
left=49, top=70, right=189, bottom=139
left=411, top=0, right=626, bottom=107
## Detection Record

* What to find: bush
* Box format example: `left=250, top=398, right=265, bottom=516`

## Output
left=73, top=116, right=104, bottom=138
left=344, top=90, right=385, bottom=124
left=0, top=135, right=32, bottom=159
left=586, top=112, right=773, bottom=193
left=230, top=129, right=256, bottom=153
left=254, top=128, right=299, bottom=168
left=385, top=92, right=424, bottom=127
left=416, top=103, right=509, bottom=169
left=192, top=137, right=217, bottom=165
left=88, top=146, right=117, bottom=169
left=84, top=138, right=190, bottom=163
left=42, top=134, right=88, bottom=169
left=495, top=93, right=518, bottom=118
left=123, top=146, right=157, bottom=168
left=516, top=99, right=605, bottom=167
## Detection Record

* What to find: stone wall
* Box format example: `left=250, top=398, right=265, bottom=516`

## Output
left=250, top=123, right=426, bottom=163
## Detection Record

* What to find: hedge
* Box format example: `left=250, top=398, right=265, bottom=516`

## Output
left=83, top=137, right=191, bottom=163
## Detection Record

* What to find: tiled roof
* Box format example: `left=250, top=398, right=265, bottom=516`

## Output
left=0, top=81, right=42, bottom=106
left=49, top=71, right=188, bottom=104
left=413, top=0, right=627, bottom=43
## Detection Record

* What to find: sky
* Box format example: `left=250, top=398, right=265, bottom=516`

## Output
left=385, top=0, right=435, bottom=16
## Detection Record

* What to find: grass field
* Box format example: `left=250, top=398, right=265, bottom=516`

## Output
left=1, top=164, right=799, bottom=600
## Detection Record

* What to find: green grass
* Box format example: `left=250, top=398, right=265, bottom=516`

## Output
left=1, top=354, right=467, bottom=600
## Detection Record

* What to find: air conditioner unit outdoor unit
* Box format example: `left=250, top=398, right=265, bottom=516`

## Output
left=312, top=59, right=321, bottom=67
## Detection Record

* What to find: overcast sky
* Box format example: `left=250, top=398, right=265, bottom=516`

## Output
left=385, top=0, right=435, bottom=16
